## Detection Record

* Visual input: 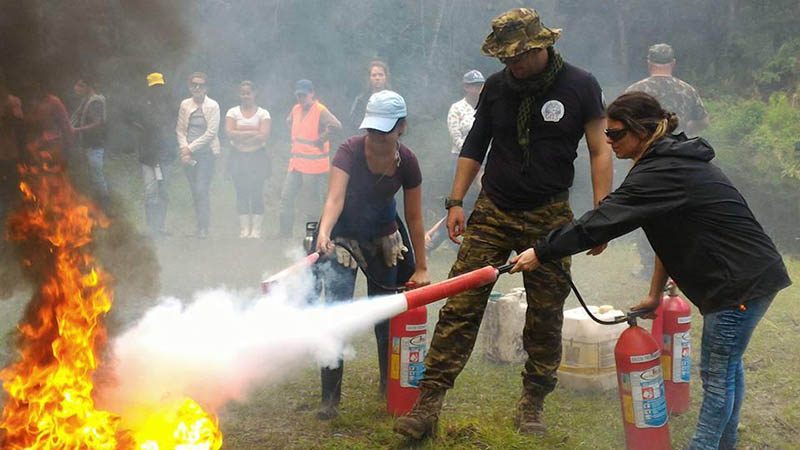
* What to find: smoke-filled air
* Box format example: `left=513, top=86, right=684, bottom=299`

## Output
left=0, top=0, right=798, bottom=449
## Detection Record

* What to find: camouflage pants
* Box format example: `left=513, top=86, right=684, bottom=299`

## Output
left=420, top=190, right=573, bottom=395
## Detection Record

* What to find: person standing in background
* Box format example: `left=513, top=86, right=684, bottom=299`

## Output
left=625, top=43, right=709, bottom=136
left=71, top=75, right=109, bottom=209
left=278, top=79, right=341, bottom=237
left=624, top=43, right=710, bottom=278
left=129, top=72, right=177, bottom=238
left=425, top=69, right=486, bottom=252
left=176, top=72, right=220, bottom=239
left=347, top=61, right=390, bottom=134
left=225, top=80, right=272, bottom=239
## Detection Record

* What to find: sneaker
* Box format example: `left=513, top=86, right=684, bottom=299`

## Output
left=393, top=388, right=445, bottom=440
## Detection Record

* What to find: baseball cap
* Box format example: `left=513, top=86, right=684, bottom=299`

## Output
left=463, top=70, right=485, bottom=84
left=359, top=90, right=407, bottom=132
left=648, top=43, right=675, bottom=64
left=147, top=72, right=165, bottom=87
left=295, top=79, right=314, bottom=95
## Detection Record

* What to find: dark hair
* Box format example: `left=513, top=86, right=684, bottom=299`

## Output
left=77, top=74, right=96, bottom=88
left=607, top=92, right=679, bottom=146
left=188, top=71, right=208, bottom=84
left=365, top=60, right=390, bottom=90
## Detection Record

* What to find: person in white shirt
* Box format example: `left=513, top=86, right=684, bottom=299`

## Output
left=225, top=81, right=272, bottom=238
left=176, top=72, right=220, bottom=239
left=426, top=70, right=485, bottom=252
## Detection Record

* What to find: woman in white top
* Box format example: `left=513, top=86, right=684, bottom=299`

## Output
left=176, top=71, right=220, bottom=239
left=225, top=81, right=272, bottom=238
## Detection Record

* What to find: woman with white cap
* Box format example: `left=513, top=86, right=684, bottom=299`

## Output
left=313, top=90, right=430, bottom=420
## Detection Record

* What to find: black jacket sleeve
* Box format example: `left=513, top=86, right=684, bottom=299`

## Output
left=534, top=162, right=688, bottom=262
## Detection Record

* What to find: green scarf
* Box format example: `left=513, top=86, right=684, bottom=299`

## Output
left=503, top=47, right=564, bottom=170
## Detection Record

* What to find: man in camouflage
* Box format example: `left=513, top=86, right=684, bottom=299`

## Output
left=394, top=8, right=613, bottom=439
left=625, top=43, right=710, bottom=277
left=625, top=43, right=709, bottom=136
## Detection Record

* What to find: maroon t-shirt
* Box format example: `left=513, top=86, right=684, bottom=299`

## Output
left=332, top=135, right=422, bottom=239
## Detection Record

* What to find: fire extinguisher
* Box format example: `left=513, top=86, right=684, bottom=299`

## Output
left=615, top=311, right=671, bottom=450
left=387, top=305, right=427, bottom=416
left=660, top=280, right=692, bottom=414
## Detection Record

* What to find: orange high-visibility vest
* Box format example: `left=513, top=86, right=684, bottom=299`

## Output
left=288, top=101, right=330, bottom=174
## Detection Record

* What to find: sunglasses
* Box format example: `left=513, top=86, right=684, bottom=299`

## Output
left=499, top=48, right=542, bottom=65
left=189, top=82, right=206, bottom=89
left=604, top=128, right=628, bottom=142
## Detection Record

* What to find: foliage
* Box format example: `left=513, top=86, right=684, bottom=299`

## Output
left=755, top=38, right=800, bottom=95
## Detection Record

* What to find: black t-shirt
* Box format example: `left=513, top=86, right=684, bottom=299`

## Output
left=461, top=63, right=605, bottom=210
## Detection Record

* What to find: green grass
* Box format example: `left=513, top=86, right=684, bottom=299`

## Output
left=1, top=151, right=798, bottom=449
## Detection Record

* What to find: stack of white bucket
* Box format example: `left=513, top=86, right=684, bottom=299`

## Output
left=481, top=288, right=527, bottom=363
left=558, top=305, right=627, bottom=391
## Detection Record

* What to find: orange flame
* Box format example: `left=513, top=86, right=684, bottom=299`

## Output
left=0, top=155, right=221, bottom=449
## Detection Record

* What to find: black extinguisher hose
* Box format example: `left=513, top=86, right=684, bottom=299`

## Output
left=330, top=237, right=651, bottom=325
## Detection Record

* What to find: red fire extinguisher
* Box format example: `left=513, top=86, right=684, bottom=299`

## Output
left=661, top=280, right=692, bottom=414
left=387, top=305, right=427, bottom=416
left=615, top=312, right=671, bottom=450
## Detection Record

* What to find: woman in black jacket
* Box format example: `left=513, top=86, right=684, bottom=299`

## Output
left=510, top=92, right=791, bottom=450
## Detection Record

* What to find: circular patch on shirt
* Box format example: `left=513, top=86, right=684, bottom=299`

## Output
left=541, top=100, right=565, bottom=122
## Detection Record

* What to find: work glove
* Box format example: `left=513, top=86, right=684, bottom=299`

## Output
left=333, top=237, right=364, bottom=270
left=379, top=230, right=408, bottom=267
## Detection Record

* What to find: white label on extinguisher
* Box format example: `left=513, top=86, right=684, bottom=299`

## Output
left=630, top=350, right=660, bottom=364
left=406, top=323, right=427, bottom=332
left=677, top=316, right=692, bottom=324
left=400, top=334, right=427, bottom=388
left=672, top=331, right=691, bottom=383
left=630, top=365, right=668, bottom=428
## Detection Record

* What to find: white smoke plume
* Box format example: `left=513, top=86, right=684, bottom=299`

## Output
left=97, top=260, right=407, bottom=420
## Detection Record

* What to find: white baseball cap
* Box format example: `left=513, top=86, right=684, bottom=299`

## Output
left=359, top=90, right=407, bottom=132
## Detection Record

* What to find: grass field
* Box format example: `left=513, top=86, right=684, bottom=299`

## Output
left=1, top=151, right=798, bottom=449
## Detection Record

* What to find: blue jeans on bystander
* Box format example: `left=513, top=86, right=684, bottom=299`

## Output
left=689, top=292, right=776, bottom=450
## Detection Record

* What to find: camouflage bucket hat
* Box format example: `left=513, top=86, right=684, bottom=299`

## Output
left=481, top=8, right=562, bottom=59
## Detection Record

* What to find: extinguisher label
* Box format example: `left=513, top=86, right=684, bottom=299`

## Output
left=677, top=316, right=692, bottom=324
left=630, top=350, right=660, bottom=364
left=406, top=323, right=427, bottom=332
left=672, top=331, right=691, bottom=383
left=630, top=366, right=668, bottom=428
left=400, top=335, right=427, bottom=388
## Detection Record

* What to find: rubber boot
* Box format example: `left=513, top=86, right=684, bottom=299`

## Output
left=249, top=214, right=263, bottom=239
left=318, top=363, right=343, bottom=420
left=239, top=215, right=250, bottom=238
left=393, top=388, right=445, bottom=440
left=515, top=389, right=547, bottom=434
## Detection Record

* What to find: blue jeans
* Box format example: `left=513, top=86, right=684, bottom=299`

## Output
left=689, top=293, right=776, bottom=450
left=315, top=239, right=400, bottom=405
left=183, top=151, right=215, bottom=232
left=142, top=162, right=170, bottom=235
left=86, top=147, right=109, bottom=205
left=279, top=171, right=325, bottom=236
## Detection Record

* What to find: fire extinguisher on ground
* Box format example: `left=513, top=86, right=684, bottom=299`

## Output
left=660, top=279, right=692, bottom=414
left=387, top=305, right=427, bottom=416
left=615, top=310, right=671, bottom=450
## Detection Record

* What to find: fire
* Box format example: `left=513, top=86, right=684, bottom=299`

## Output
left=0, top=152, right=221, bottom=449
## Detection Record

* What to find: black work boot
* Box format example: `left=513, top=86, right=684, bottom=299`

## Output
left=318, top=365, right=343, bottom=420
left=515, top=389, right=547, bottom=434
left=393, top=388, right=446, bottom=440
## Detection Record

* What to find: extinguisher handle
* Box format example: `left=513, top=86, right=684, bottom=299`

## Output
left=404, top=281, right=419, bottom=291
